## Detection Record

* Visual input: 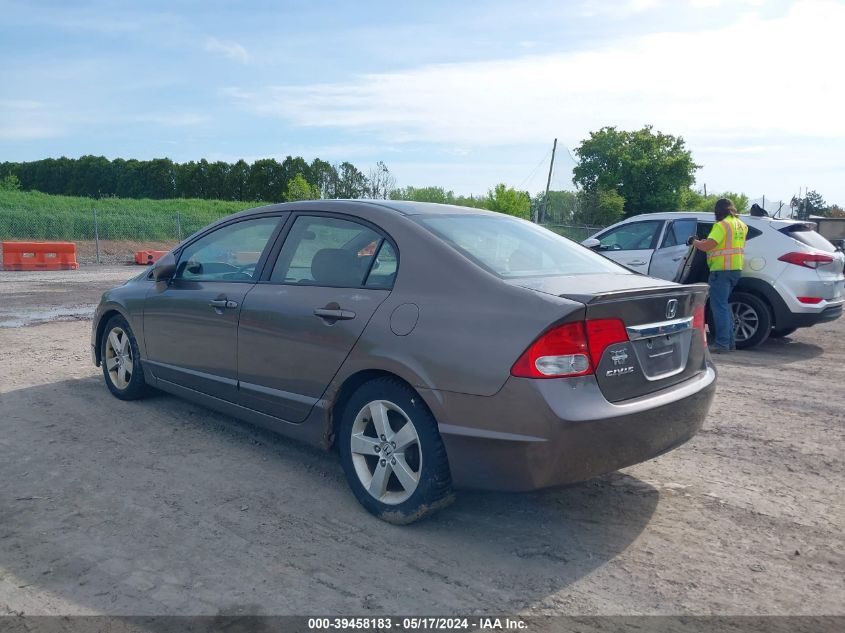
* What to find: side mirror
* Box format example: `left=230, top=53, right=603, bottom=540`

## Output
left=582, top=238, right=601, bottom=250
left=152, top=252, right=177, bottom=282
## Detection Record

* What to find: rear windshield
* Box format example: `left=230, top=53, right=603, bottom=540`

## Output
left=781, top=223, right=836, bottom=253
left=417, top=214, right=630, bottom=278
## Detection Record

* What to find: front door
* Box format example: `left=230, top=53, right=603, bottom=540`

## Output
left=594, top=220, right=664, bottom=273
left=237, top=214, right=397, bottom=422
left=143, top=216, right=282, bottom=400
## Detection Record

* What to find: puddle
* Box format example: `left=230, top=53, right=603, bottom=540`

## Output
left=0, top=305, right=96, bottom=328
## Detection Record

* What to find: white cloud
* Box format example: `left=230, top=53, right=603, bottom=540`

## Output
left=227, top=0, right=843, bottom=151
left=0, top=100, right=62, bottom=140
left=204, top=37, right=250, bottom=64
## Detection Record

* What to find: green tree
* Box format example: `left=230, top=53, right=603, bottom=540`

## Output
left=485, top=184, right=531, bottom=219
left=391, top=186, right=456, bottom=204
left=0, top=173, right=21, bottom=191
left=336, top=162, right=367, bottom=198
left=805, top=190, right=826, bottom=215
left=285, top=173, right=320, bottom=201
left=573, top=126, right=699, bottom=217
left=573, top=188, right=625, bottom=226
left=679, top=189, right=749, bottom=214
left=532, top=190, right=578, bottom=224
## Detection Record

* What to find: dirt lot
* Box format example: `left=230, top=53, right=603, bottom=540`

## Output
left=0, top=267, right=842, bottom=616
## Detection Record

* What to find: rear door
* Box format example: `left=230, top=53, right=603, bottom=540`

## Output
left=143, top=215, right=283, bottom=400
left=236, top=213, right=397, bottom=422
left=593, top=220, right=664, bottom=273
left=649, top=218, right=697, bottom=281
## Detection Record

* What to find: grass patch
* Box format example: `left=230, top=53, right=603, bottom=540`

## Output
left=0, top=190, right=261, bottom=241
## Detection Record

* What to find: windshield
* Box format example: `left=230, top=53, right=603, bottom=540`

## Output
left=417, top=214, right=630, bottom=278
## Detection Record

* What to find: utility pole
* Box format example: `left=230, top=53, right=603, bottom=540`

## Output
left=540, top=138, right=557, bottom=224
left=703, top=183, right=707, bottom=197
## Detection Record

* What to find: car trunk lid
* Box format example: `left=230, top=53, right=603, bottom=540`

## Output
left=510, top=274, right=710, bottom=402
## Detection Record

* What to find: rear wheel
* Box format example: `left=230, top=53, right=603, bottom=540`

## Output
left=770, top=326, right=798, bottom=339
left=730, top=292, right=772, bottom=350
left=338, top=377, right=453, bottom=524
left=100, top=315, right=149, bottom=400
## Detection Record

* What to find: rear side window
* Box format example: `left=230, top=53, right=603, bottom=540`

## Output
left=781, top=223, right=836, bottom=253
left=698, top=221, right=761, bottom=240
left=270, top=215, right=395, bottom=288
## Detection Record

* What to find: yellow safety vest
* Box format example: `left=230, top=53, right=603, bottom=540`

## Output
left=706, top=216, right=747, bottom=271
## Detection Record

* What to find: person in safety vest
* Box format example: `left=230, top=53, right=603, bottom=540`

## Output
left=691, top=198, right=748, bottom=353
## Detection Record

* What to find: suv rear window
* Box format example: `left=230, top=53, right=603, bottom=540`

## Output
left=780, top=223, right=836, bottom=253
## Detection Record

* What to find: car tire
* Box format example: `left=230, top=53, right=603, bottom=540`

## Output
left=730, top=292, right=772, bottom=350
left=100, top=314, right=149, bottom=400
left=770, top=327, right=798, bottom=339
left=338, top=377, right=454, bottom=524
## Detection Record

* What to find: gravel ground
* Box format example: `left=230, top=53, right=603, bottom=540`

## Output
left=0, top=267, right=842, bottom=616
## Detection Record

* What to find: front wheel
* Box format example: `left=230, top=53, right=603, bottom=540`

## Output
left=100, top=315, right=149, bottom=400
left=730, top=292, right=772, bottom=350
left=338, top=378, right=454, bottom=524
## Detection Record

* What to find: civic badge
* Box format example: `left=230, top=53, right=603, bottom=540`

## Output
left=666, top=298, right=679, bottom=319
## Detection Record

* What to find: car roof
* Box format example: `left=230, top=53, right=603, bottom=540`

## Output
left=239, top=199, right=496, bottom=218
left=618, top=211, right=803, bottom=226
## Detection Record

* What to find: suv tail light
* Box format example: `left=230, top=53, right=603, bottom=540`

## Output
left=778, top=251, right=834, bottom=269
left=511, top=319, right=627, bottom=379
left=692, top=303, right=706, bottom=342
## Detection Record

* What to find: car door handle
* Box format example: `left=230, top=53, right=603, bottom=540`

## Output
left=209, top=299, right=238, bottom=309
left=626, top=260, right=647, bottom=266
left=672, top=256, right=684, bottom=262
left=313, top=308, right=356, bottom=321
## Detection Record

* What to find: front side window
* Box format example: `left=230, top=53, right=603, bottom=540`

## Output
left=597, top=220, right=663, bottom=251
left=418, top=214, right=629, bottom=278
left=176, top=217, right=280, bottom=282
left=270, top=215, right=395, bottom=288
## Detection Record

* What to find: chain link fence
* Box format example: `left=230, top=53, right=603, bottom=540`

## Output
left=0, top=200, right=606, bottom=265
left=0, top=207, right=234, bottom=265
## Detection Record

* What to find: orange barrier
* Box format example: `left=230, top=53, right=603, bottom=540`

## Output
left=134, top=250, right=168, bottom=265
left=231, top=251, right=262, bottom=266
left=2, top=241, right=79, bottom=271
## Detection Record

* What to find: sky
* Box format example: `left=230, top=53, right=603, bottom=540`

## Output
left=1, top=0, right=843, bottom=205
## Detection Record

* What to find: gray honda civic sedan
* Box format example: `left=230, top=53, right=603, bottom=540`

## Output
left=92, top=200, right=715, bottom=523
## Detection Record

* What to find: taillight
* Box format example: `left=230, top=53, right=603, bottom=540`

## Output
left=511, top=319, right=627, bottom=379
left=797, top=296, right=823, bottom=304
left=692, top=303, right=706, bottom=342
left=778, top=251, right=834, bottom=269
left=584, top=319, right=628, bottom=367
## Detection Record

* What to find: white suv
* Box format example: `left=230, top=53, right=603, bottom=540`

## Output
left=585, top=212, right=845, bottom=349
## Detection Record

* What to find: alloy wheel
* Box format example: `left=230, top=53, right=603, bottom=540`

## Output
left=349, top=400, right=422, bottom=505
left=104, top=326, right=133, bottom=389
left=732, top=301, right=759, bottom=343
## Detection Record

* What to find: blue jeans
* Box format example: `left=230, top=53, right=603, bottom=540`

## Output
left=709, top=270, right=741, bottom=349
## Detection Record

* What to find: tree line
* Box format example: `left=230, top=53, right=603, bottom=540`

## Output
left=0, top=155, right=379, bottom=203
left=4, top=125, right=839, bottom=225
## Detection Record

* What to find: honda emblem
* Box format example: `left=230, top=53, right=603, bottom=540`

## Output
left=666, top=299, right=679, bottom=319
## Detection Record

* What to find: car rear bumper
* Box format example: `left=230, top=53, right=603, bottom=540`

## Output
left=428, top=365, right=716, bottom=491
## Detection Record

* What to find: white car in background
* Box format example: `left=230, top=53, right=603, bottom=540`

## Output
left=584, top=212, right=845, bottom=349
